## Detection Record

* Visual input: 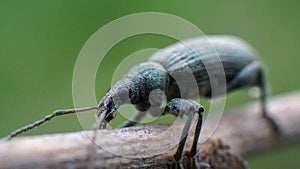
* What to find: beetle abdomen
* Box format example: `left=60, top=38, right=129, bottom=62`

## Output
left=150, top=36, right=258, bottom=98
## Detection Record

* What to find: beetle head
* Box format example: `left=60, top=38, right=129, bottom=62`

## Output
left=96, top=80, right=131, bottom=128
left=96, top=62, right=170, bottom=128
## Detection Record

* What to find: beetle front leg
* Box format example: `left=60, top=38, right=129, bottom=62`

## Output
left=163, top=98, right=204, bottom=167
left=119, top=111, right=147, bottom=128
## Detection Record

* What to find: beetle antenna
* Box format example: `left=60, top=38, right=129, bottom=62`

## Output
left=3, top=106, right=98, bottom=141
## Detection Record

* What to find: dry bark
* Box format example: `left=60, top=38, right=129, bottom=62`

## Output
left=0, top=91, right=299, bottom=169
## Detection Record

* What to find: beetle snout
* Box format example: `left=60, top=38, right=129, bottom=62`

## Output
left=112, top=87, right=130, bottom=106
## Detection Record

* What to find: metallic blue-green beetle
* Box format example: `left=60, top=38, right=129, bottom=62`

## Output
left=5, top=35, right=278, bottom=166
left=95, top=35, right=277, bottom=163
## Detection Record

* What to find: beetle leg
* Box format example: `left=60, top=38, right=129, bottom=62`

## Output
left=163, top=98, right=204, bottom=163
left=190, top=106, right=204, bottom=157
left=119, top=111, right=147, bottom=128
left=227, top=61, right=280, bottom=133
left=226, top=62, right=261, bottom=92
left=256, top=67, right=281, bottom=133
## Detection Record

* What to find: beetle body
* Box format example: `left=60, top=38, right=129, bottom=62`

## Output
left=97, top=36, right=264, bottom=124
left=93, top=35, right=271, bottom=164
left=150, top=36, right=257, bottom=98
left=6, top=35, right=275, bottom=166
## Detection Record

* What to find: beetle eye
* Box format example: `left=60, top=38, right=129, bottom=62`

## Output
left=164, top=106, right=170, bottom=112
left=128, top=88, right=140, bottom=104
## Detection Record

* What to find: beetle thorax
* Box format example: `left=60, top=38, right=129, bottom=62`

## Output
left=125, top=62, right=170, bottom=111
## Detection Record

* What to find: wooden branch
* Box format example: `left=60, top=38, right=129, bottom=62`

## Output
left=1, top=91, right=300, bottom=169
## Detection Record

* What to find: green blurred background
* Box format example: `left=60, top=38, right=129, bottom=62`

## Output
left=1, top=1, right=299, bottom=168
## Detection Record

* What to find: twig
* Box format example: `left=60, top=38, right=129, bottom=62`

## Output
left=0, top=91, right=300, bottom=169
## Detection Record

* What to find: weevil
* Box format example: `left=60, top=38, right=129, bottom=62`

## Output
left=4, top=35, right=279, bottom=166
